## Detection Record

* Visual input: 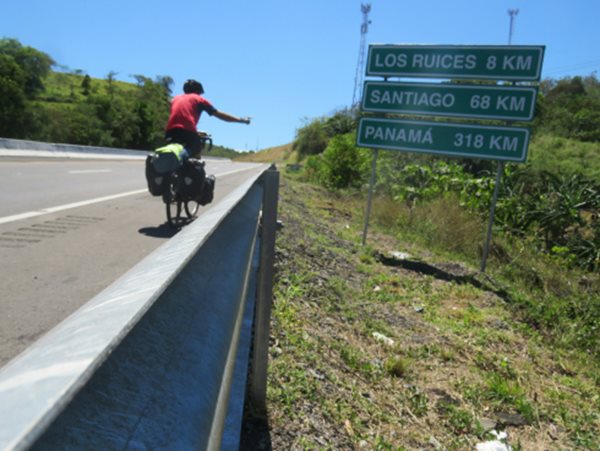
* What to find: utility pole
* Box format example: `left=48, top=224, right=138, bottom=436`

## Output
left=352, top=3, right=372, bottom=107
left=508, top=9, right=519, bottom=45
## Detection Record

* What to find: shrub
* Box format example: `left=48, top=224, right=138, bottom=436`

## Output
left=319, top=133, right=370, bottom=190
left=302, top=132, right=369, bottom=190
left=293, top=118, right=328, bottom=158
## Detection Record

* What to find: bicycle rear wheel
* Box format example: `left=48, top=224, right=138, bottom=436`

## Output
left=164, top=177, right=183, bottom=228
left=166, top=199, right=183, bottom=228
left=184, top=200, right=200, bottom=218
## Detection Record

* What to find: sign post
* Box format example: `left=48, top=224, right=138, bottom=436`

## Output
left=362, top=149, right=379, bottom=246
left=481, top=162, right=504, bottom=273
left=357, top=44, right=544, bottom=271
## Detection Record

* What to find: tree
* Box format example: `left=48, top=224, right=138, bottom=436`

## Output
left=155, top=75, right=174, bottom=95
left=130, top=75, right=171, bottom=148
left=537, top=74, right=600, bottom=142
left=106, top=70, right=118, bottom=99
left=293, top=118, right=328, bottom=157
left=323, top=109, right=357, bottom=138
left=81, top=74, right=92, bottom=96
left=0, top=54, right=28, bottom=137
left=0, top=38, right=53, bottom=97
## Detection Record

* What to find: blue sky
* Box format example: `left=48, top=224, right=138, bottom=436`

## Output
left=2, top=0, right=599, bottom=151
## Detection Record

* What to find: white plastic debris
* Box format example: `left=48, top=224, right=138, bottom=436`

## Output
left=391, top=251, right=411, bottom=260
left=476, top=430, right=511, bottom=451
left=372, top=332, right=395, bottom=347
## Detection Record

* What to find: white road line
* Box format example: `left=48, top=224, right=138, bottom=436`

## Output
left=68, top=169, right=113, bottom=174
left=0, top=190, right=147, bottom=225
left=0, top=165, right=263, bottom=225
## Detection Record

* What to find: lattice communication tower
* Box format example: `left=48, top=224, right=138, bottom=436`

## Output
left=352, top=3, right=372, bottom=107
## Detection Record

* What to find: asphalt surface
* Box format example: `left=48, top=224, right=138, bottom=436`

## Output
left=0, top=157, right=266, bottom=368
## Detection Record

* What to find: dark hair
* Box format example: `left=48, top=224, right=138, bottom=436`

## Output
left=183, top=79, right=204, bottom=94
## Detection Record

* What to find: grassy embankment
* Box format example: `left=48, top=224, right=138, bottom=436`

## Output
left=238, top=139, right=599, bottom=449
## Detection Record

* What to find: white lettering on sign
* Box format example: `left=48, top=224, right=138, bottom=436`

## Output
left=496, top=96, right=526, bottom=111
left=489, top=135, right=519, bottom=152
left=411, top=53, right=477, bottom=70
left=502, top=55, right=533, bottom=71
left=365, top=126, right=433, bottom=144
left=374, top=53, right=408, bottom=68
left=369, top=89, right=455, bottom=108
left=373, top=53, right=478, bottom=71
left=470, top=95, right=491, bottom=110
left=454, top=133, right=519, bottom=152
left=453, top=133, right=485, bottom=149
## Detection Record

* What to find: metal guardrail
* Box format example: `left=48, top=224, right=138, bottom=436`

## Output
left=0, top=138, right=147, bottom=159
left=0, top=165, right=279, bottom=450
left=0, top=138, right=228, bottom=161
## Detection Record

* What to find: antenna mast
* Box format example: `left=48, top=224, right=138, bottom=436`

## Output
left=507, top=9, right=519, bottom=45
left=352, top=3, right=372, bottom=107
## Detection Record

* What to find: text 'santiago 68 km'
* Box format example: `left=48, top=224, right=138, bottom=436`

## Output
left=362, top=81, right=538, bottom=121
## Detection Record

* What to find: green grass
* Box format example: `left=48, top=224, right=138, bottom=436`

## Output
left=40, top=71, right=137, bottom=104
left=263, top=175, right=600, bottom=449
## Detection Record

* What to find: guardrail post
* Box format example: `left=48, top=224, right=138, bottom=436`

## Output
left=248, top=164, right=279, bottom=418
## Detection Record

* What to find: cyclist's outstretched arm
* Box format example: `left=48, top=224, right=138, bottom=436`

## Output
left=213, top=110, right=251, bottom=124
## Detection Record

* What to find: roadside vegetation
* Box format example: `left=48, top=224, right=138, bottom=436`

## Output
left=250, top=173, right=599, bottom=449
left=239, top=74, right=599, bottom=448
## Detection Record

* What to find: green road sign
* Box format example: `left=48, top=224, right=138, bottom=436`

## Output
left=366, top=45, right=545, bottom=81
left=362, top=81, right=538, bottom=121
left=357, top=117, right=530, bottom=162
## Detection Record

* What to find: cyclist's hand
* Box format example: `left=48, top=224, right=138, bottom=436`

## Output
left=240, top=117, right=251, bottom=125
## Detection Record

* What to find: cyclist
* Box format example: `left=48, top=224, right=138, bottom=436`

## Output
left=165, top=79, right=251, bottom=156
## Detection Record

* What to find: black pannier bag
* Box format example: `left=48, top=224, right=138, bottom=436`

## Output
left=145, top=154, right=166, bottom=196
left=180, top=159, right=206, bottom=200
left=180, top=159, right=216, bottom=206
left=198, top=175, right=216, bottom=206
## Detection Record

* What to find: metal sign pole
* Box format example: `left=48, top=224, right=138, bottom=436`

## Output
left=480, top=161, right=504, bottom=273
left=362, top=148, right=379, bottom=246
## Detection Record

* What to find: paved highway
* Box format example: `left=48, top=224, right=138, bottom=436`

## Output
left=0, top=156, right=267, bottom=368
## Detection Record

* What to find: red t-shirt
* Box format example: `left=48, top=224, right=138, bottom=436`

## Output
left=166, top=93, right=216, bottom=132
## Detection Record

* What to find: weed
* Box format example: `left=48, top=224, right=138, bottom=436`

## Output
left=373, top=436, right=401, bottom=450
left=439, top=402, right=479, bottom=435
left=484, top=372, right=535, bottom=422
left=384, top=356, right=411, bottom=379
left=336, top=343, right=379, bottom=380
left=404, top=385, right=429, bottom=417
left=372, top=196, right=408, bottom=229
left=363, top=317, right=394, bottom=339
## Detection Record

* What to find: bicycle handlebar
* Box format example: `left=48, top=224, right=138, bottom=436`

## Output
left=198, top=132, right=213, bottom=151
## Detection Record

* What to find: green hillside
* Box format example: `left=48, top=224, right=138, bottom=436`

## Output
left=0, top=38, right=247, bottom=160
